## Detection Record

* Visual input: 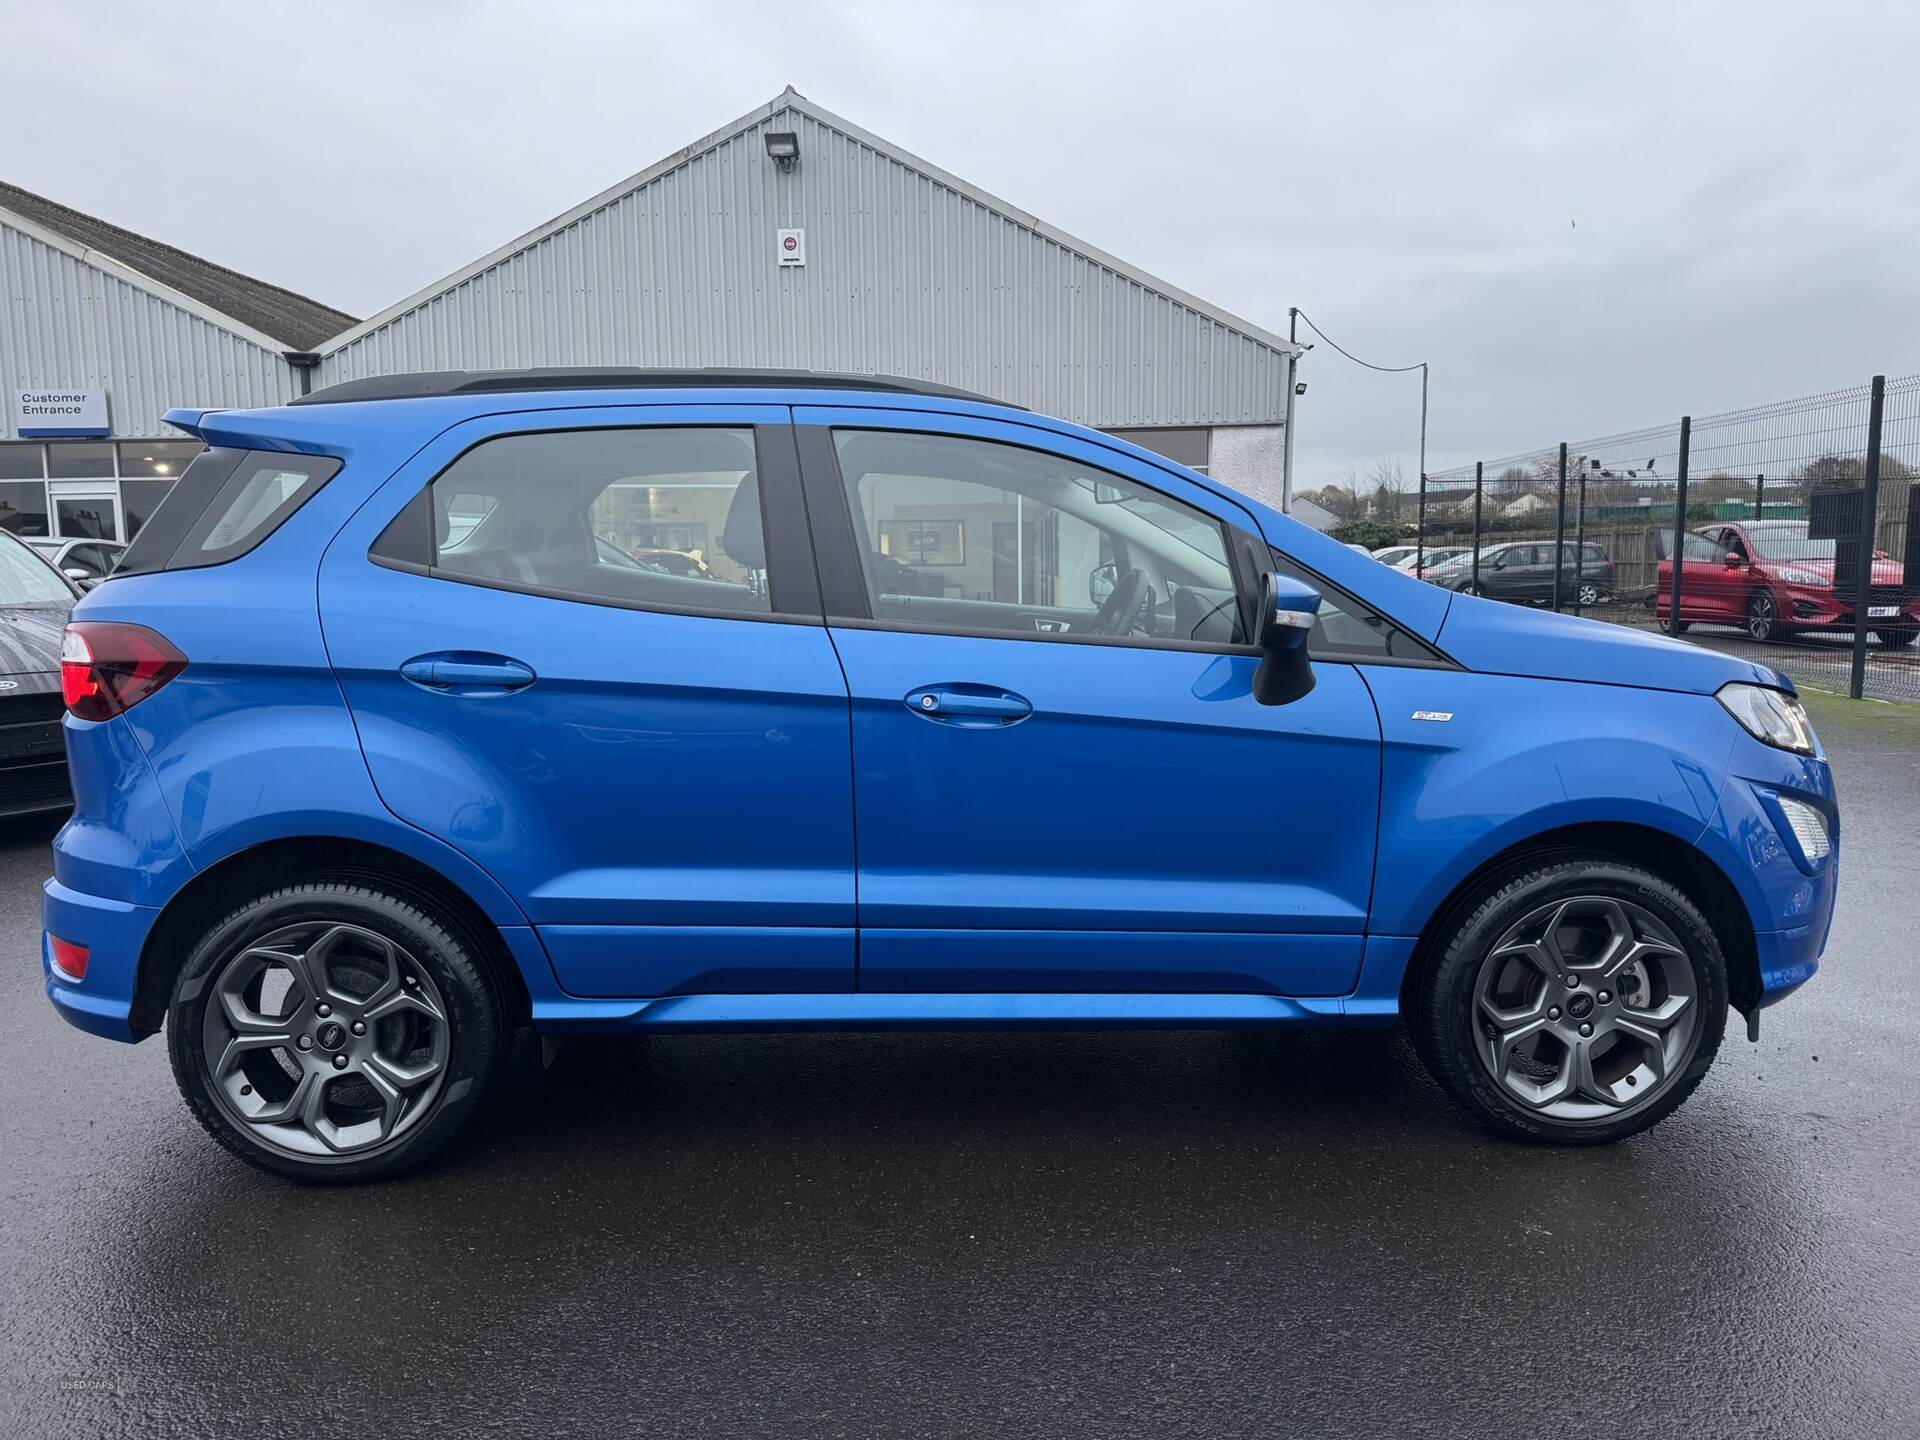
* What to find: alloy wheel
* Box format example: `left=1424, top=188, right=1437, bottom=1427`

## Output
left=1471, top=895, right=1701, bottom=1122
left=1577, top=582, right=1601, bottom=606
left=200, top=921, right=451, bottom=1157
left=1748, top=592, right=1778, bottom=641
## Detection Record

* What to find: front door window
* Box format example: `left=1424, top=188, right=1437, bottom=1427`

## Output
left=831, top=429, right=1245, bottom=645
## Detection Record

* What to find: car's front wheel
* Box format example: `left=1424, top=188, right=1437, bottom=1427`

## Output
left=1747, top=589, right=1781, bottom=642
left=167, top=883, right=506, bottom=1183
left=1411, top=855, right=1727, bottom=1145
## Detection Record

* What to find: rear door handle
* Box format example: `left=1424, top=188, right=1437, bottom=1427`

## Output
left=399, top=653, right=537, bottom=694
left=905, top=685, right=1033, bottom=727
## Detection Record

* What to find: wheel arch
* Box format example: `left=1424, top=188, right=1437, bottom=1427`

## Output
left=1397, top=820, right=1761, bottom=1019
left=130, top=835, right=533, bottom=1039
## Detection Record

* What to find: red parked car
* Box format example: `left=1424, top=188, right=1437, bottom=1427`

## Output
left=1656, top=519, right=1919, bottom=645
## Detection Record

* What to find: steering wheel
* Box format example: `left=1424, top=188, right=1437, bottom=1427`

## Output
left=1080, top=567, right=1151, bottom=637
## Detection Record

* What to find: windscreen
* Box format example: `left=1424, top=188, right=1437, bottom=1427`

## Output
left=0, top=535, right=72, bottom=603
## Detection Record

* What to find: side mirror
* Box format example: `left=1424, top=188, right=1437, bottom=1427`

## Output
left=1088, top=560, right=1118, bottom=607
left=1251, top=571, right=1320, bottom=706
left=1723, top=553, right=1744, bottom=568
left=63, top=566, right=89, bottom=581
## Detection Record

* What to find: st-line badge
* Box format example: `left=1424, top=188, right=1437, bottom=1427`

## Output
left=1411, top=710, right=1453, bottom=722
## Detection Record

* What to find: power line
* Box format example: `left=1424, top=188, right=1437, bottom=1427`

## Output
left=1290, top=309, right=1426, bottom=373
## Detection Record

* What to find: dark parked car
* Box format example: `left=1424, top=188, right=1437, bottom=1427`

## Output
left=0, top=530, right=80, bottom=817
left=26, top=537, right=125, bottom=588
left=1436, top=540, right=1614, bottom=607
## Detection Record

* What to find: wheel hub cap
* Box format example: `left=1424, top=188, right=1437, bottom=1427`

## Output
left=1471, top=895, right=1702, bottom=1122
left=200, top=921, right=451, bottom=1158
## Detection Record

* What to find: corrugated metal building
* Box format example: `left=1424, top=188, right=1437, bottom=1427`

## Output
left=0, top=180, right=353, bottom=543
left=1, top=87, right=1300, bottom=545
left=317, top=89, right=1301, bottom=507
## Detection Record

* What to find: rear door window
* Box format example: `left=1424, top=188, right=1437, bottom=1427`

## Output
left=381, top=427, right=775, bottom=617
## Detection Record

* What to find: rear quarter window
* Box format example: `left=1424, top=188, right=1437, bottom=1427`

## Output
left=115, top=449, right=342, bottom=576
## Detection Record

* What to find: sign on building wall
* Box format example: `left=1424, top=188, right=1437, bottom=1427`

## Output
left=12, top=389, right=110, bottom=438
left=776, top=228, right=806, bottom=267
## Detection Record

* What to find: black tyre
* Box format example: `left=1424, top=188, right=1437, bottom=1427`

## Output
left=1746, top=589, right=1780, bottom=642
left=1411, top=855, right=1727, bottom=1145
left=1664, top=617, right=1691, bottom=634
left=1874, top=628, right=1918, bottom=647
left=167, top=882, right=506, bottom=1184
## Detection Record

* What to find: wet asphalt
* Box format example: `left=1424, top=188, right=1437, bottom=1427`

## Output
left=2, top=710, right=1917, bottom=1440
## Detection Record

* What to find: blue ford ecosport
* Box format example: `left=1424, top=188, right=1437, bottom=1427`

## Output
left=42, top=370, right=1837, bottom=1182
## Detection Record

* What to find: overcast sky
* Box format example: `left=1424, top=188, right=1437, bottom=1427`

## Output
left=6, top=1, right=1918, bottom=487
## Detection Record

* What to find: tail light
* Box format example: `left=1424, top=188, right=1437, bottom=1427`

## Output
left=60, top=623, right=187, bottom=721
left=49, top=936, right=89, bottom=984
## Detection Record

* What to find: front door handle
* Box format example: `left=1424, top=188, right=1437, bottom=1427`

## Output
left=399, top=653, right=537, bottom=694
left=905, top=685, right=1033, bottom=727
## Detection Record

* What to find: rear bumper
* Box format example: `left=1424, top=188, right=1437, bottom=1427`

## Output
left=42, top=876, right=160, bottom=1043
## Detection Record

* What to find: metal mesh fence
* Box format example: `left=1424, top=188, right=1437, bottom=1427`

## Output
left=1414, top=374, right=1920, bottom=703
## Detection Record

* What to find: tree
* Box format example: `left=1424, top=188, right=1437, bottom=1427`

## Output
left=1367, top=457, right=1407, bottom=520
left=1331, top=518, right=1404, bottom=549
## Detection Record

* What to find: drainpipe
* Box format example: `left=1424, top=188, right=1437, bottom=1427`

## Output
left=284, top=352, right=321, bottom=397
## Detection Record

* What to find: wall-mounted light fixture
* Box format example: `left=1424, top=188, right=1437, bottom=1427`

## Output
left=763, top=131, right=800, bottom=173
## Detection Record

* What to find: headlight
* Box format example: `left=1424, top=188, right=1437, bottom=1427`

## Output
left=1718, top=683, right=1817, bottom=754
left=1777, top=567, right=1826, bottom=586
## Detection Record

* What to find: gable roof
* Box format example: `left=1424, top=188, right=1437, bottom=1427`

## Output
left=0, top=180, right=355, bottom=351
left=321, top=87, right=1301, bottom=362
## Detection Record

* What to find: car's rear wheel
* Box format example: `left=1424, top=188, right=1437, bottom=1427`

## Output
left=1411, top=856, right=1727, bottom=1145
left=1875, top=628, right=1918, bottom=647
left=1577, top=581, right=1605, bottom=607
left=167, top=883, right=505, bottom=1184
left=1747, top=590, right=1781, bottom=642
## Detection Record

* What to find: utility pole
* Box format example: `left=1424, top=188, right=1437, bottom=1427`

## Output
left=1282, top=308, right=1300, bottom=514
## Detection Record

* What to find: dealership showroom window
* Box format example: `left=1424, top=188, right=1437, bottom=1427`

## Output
left=0, top=437, right=201, bottom=542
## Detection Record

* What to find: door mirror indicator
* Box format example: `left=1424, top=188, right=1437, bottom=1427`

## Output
left=1251, top=571, right=1319, bottom=706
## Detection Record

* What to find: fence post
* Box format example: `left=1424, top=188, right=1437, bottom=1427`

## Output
left=1572, top=460, right=1589, bottom=616
left=1669, top=417, right=1691, bottom=634
left=1416, top=471, right=1427, bottom=573
left=1551, top=445, right=1566, bottom=614
left=1755, top=472, right=1765, bottom=521
left=1848, top=375, right=1887, bottom=700
left=1470, top=461, right=1484, bottom=592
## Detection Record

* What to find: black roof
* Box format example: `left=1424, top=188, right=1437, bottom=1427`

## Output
left=0, top=181, right=356, bottom=351
left=291, top=367, right=1018, bottom=408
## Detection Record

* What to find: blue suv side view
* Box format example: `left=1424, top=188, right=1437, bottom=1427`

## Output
left=42, top=370, right=1837, bottom=1182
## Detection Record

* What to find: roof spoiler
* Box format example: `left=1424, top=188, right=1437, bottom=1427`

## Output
left=162, top=407, right=215, bottom=438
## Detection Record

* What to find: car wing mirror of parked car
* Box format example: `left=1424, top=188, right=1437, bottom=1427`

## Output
left=1723, top=553, right=1745, bottom=568
left=1251, top=571, right=1319, bottom=706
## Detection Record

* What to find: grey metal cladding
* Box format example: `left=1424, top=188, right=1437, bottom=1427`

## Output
left=318, top=92, right=1293, bottom=427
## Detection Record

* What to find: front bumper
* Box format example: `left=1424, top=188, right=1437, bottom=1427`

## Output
left=1778, top=586, right=1920, bottom=632
left=1696, top=728, right=1839, bottom=1009
left=42, top=875, right=161, bottom=1043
